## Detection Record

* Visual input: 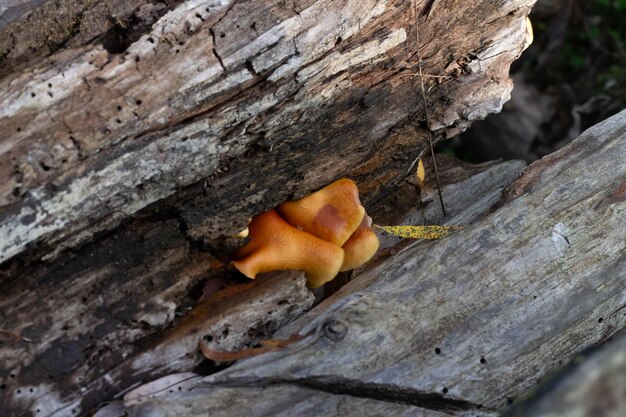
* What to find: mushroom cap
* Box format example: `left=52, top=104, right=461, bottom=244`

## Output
left=339, top=223, right=380, bottom=272
left=232, top=210, right=345, bottom=289
left=278, top=178, right=365, bottom=247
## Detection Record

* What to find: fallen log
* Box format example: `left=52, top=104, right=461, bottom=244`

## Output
left=126, top=110, right=626, bottom=416
left=0, top=0, right=534, bottom=264
left=1, top=0, right=537, bottom=416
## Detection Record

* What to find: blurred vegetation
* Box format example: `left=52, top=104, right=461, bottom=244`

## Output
left=440, top=0, right=626, bottom=162
left=526, top=0, right=626, bottom=111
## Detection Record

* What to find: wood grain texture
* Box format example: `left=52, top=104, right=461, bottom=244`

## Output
left=0, top=0, right=535, bottom=264
left=126, top=110, right=626, bottom=417
left=0, top=1, right=538, bottom=416
left=503, top=333, right=626, bottom=417
left=0, top=264, right=314, bottom=416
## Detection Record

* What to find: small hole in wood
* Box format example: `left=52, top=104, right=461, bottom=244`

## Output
left=335, top=36, right=342, bottom=46
left=219, top=32, right=225, bottom=38
left=136, top=99, right=143, bottom=106
left=48, top=83, right=52, bottom=88
left=135, top=56, right=140, bottom=62
left=442, top=387, right=448, bottom=394
left=31, top=92, right=36, bottom=97
left=147, top=37, right=155, bottom=44
left=480, top=357, right=486, bottom=364
left=598, top=317, right=603, bottom=323
left=435, top=347, right=441, bottom=355
left=117, top=105, right=122, bottom=111
left=17, top=127, right=21, bottom=132
left=116, top=119, right=122, bottom=124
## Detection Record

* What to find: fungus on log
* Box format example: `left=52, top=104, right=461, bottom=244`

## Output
left=125, top=110, right=626, bottom=417
left=0, top=0, right=541, bottom=416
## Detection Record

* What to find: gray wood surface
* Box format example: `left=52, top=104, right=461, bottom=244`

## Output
left=126, top=110, right=626, bottom=417
left=503, top=333, right=626, bottom=417
left=0, top=1, right=557, bottom=416
left=0, top=0, right=535, bottom=265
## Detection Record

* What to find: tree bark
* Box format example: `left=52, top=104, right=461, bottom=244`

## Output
left=0, top=0, right=534, bottom=264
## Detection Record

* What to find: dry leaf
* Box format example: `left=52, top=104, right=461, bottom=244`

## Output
left=416, top=158, right=427, bottom=191
left=374, top=224, right=462, bottom=239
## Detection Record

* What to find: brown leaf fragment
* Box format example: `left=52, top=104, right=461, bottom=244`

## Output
left=0, top=329, right=34, bottom=342
left=199, top=333, right=306, bottom=362
left=596, top=181, right=626, bottom=209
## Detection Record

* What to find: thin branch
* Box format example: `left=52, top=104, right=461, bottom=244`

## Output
left=412, top=0, right=447, bottom=217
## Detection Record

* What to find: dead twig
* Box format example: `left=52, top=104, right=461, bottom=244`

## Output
left=411, top=0, right=447, bottom=217
left=0, top=329, right=34, bottom=343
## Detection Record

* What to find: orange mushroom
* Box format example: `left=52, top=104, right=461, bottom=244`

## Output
left=231, top=209, right=345, bottom=288
left=340, top=216, right=380, bottom=272
left=278, top=178, right=365, bottom=246
left=232, top=179, right=380, bottom=288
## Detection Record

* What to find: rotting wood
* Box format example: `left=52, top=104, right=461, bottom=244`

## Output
left=0, top=0, right=535, bottom=265
left=1, top=1, right=538, bottom=416
left=0, top=155, right=525, bottom=416
left=0, top=258, right=312, bottom=416
left=124, top=110, right=626, bottom=417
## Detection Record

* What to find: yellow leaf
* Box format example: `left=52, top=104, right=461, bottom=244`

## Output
left=374, top=224, right=462, bottom=239
left=416, top=158, right=425, bottom=183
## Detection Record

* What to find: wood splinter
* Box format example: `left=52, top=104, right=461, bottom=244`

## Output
left=199, top=333, right=307, bottom=362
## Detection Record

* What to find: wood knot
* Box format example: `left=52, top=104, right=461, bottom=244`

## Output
left=322, top=319, right=348, bottom=341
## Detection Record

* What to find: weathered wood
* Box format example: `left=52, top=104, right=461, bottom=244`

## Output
left=503, top=333, right=626, bottom=417
left=125, top=110, right=626, bottom=416
left=125, top=379, right=466, bottom=417
left=0, top=0, right=534, bottom=265
left=502, top=336, right=626, bottom=417
left=1, top=1, right=537, bottom=416
left=0, top=153, right=525, bottom=416
left=0, top=255, right=313, bottom=416
left=0, top=1, right=185, bottom=76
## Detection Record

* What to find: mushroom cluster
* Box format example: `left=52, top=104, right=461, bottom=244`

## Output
left=231, top=179, right=379, bottom=288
